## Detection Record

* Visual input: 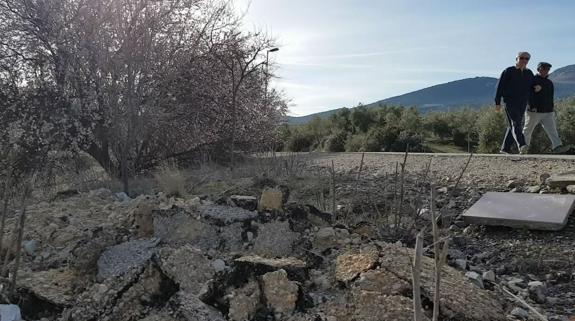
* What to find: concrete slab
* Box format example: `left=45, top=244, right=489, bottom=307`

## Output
left=547, top=171, right=575, bottom=188
left=462, top=192, right=575, bottom=231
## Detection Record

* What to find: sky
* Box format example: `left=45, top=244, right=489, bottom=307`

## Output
left=235, top=0, right=575, bottom=116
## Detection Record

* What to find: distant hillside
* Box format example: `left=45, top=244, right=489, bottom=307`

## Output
left=288, top=64, right=575, bottom=124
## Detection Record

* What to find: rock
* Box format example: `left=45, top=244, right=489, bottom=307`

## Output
left=19, top=269, right=78, bottom=306
left=350, top=292, right=430, bottom=321
left=198, top=205, right=258, bottom=225
left=507, top=180, right=517, bottom=189
left=526, top=186, right=541, bottom=193
left=313, top=227, right=338, bottom=251
left=228, top=280, right=261, bottom=321
left=212, top=259, right=227, bottom=273
left=465, top=271, right=484, bottom=289
left=262, top=269, right=299, bottom=318
left=170, top=291, right=226, bottom=321
left=23, top=239, right=39, bottom=256
left=511, top=307, right=529, bottom=319
left=132, top=202, right=155, bottom=238
left=157, top=246, right=214, bottom=295
left=483, top=270, right=496, bottom=283
left=567, top=185, right=575, bottom=194
left=115, top=192, right=132, bottom=203
left=0, top=305, right=21, bottom=321
left=252, top=220, right=299, bottom=257
left=528, top=281, right=547, bottom=304
left=379, top=242, right=506, bottom=321
left=234, top=256, right=307, bottom=282
left=547, top=171, right=575, bottom=188
left=455, top=259, right=467, bottom=270
left=230, top=195, right=258, bottom=211
left=335, top=251, right=378, bottom=283
left=138, top=313, right=177, bottom=321
left=219, top=223, right=245, bottom=252
left=97, top=239, right=159, bottom=281
left=153, top=208, right=219, bottom=249
left=540, top=173, right=551, bottom=185
left=437, top=187, right=449, bottom=194
left=352, top=269, right=411, bottom=296
left=258, top=188, right=284, bottom=211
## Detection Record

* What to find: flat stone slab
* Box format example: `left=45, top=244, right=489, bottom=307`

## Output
left=547, top=171, right=575, bottom=188
left=462, top=192, right=575, bottom=231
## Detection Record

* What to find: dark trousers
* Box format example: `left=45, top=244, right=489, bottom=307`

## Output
left=501, top=103, right=527, bottom=152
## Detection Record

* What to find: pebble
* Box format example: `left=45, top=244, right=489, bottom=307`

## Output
left=482, top=270, right=496, bottom=283
left=212, top=259, right=227, bottom=273
left=465, top=271, right=484, bottom=289
left=23, top=240, right=39, bottom=257
left=510, top=307, right=529, bottom=319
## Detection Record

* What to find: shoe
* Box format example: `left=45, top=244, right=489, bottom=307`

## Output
left=519, top=145, right=529, bottom=155
left=499, top=150, right=511, bottom=155
left=552, top=145, right=571, bottom=154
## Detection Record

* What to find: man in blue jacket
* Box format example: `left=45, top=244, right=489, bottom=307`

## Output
left=495, top=52, right=534, bottom=154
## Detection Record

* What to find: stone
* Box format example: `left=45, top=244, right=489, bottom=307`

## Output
left=437, top=187, right=449, bottom=194
left=335, top=251, right=378, bottom=283
left=349, top=292, right=430, bottom=321
left=352, top=269, right=411, bottom=296
left=313, top=227, right=338, bottom=251
left=212, top=259, right=227, bottom=273
left=378, top=242, right=506, bottom=321
left=97, top=239, right=159, bottom=281
left=252, top=220, right=299, bottom=257
left=455, top=259, right=467, bottom=270
left=23, top=239, right=39, bottom=256
left=171, top=291, right=226, bottom=321
left=0, top=305, right=21, bottom=321
left=567, top=185, right=575, bottom=194
left=465, top=271, right=484, bottom=289
left=153, top=208, right=219, bottom=249
left=526, top=186, right=541, bottom=193
left=483, top=270, right=496, bottom=283
left=198, top=205, right=258, bottom=225
left=234, top=256, right=307, bottom=282
left=132, top=202, right=155, bottom=238
left=19, top=269, right=78, bottom=306
left=230, top=195, right=258, bottom=211
left=462, top=192, right=575, bottom=231
left=547, top=171, right=575, bottom=188
left=115, top=192, right=132, bottom=203
left=540, top=173, right=551, bottom=185
left=157, top=246, right=214, bottom=295
left=528, top=281, right=547, bottom=304
left=262, top=269, right=299, bottom=317
left=219, top=223, right=245, bottom=252
left=258, top=188, right=284, bottom=211
left=138, top=313, right=177, bottom=321
left=511, top=307, right=529, bottom=319
left=228, top=280, right=261, bottom=321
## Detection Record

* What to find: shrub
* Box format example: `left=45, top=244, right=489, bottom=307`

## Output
left=325, top=130, right=348, bottom=152
left=557, top=100, right=575, bottom=146
left=345, top=134, right=365, bottom=152
left=476, top=108, right=506, bottom=153
left=287, top=132, right=313, bottom=152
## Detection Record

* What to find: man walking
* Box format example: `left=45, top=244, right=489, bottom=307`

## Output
left=495, top=52, right=534, bottom=154
left=523, top=62, right=569, bottom=153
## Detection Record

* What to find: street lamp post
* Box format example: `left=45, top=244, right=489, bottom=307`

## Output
left=265, top=48, right=279, bottom=99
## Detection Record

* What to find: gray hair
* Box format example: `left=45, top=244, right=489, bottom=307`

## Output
left=517, top=51, right=531, bottom=59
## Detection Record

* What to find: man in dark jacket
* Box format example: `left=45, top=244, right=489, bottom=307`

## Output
left=495, top=52, right=534, bottom=154
left=523, top=62, right=569, bottom=153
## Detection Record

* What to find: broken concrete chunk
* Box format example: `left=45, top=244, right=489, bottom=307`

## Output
left=157, top=246, right=214, bottom=295
left=228, top=280, right=261, bottom=321
left=352, top=269, right=411, bottom=296
left=153, top=208, right=219, bottom=249
left=97, top=239, right=159, bottom=281
left=351, top=292, right=430, bottom=321
left=170, top=291, right=226, bottom=321
left=198, top=205, right=258, bottom=225
left=378, top=242, right=506, bottom=321
left=547, top=171, right=575, bottom=188
left=313, top=227, right=338, bottom=251
left=462, top=192, right=575, bottom=231
left=335, top=251, right=378, bottom=283
left=19, top=268, right=78, bottom=306
left=234, top=256, right=307, bottom=282
left=252, top=220, right=299, bottom=258
left=258, top=188, right=284, bottom=211
left=230, top=195, right=258, bottom=211
left=262, top=269, right=299, bottom=318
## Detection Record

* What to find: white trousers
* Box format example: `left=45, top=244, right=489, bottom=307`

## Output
left=523, top=111, right=562, bottom=149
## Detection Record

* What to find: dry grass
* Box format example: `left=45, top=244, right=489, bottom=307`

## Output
left=153, top=160, right=187, bottom=198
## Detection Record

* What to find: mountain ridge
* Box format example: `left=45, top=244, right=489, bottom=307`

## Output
left=288, top=64, right=575, bottom=125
